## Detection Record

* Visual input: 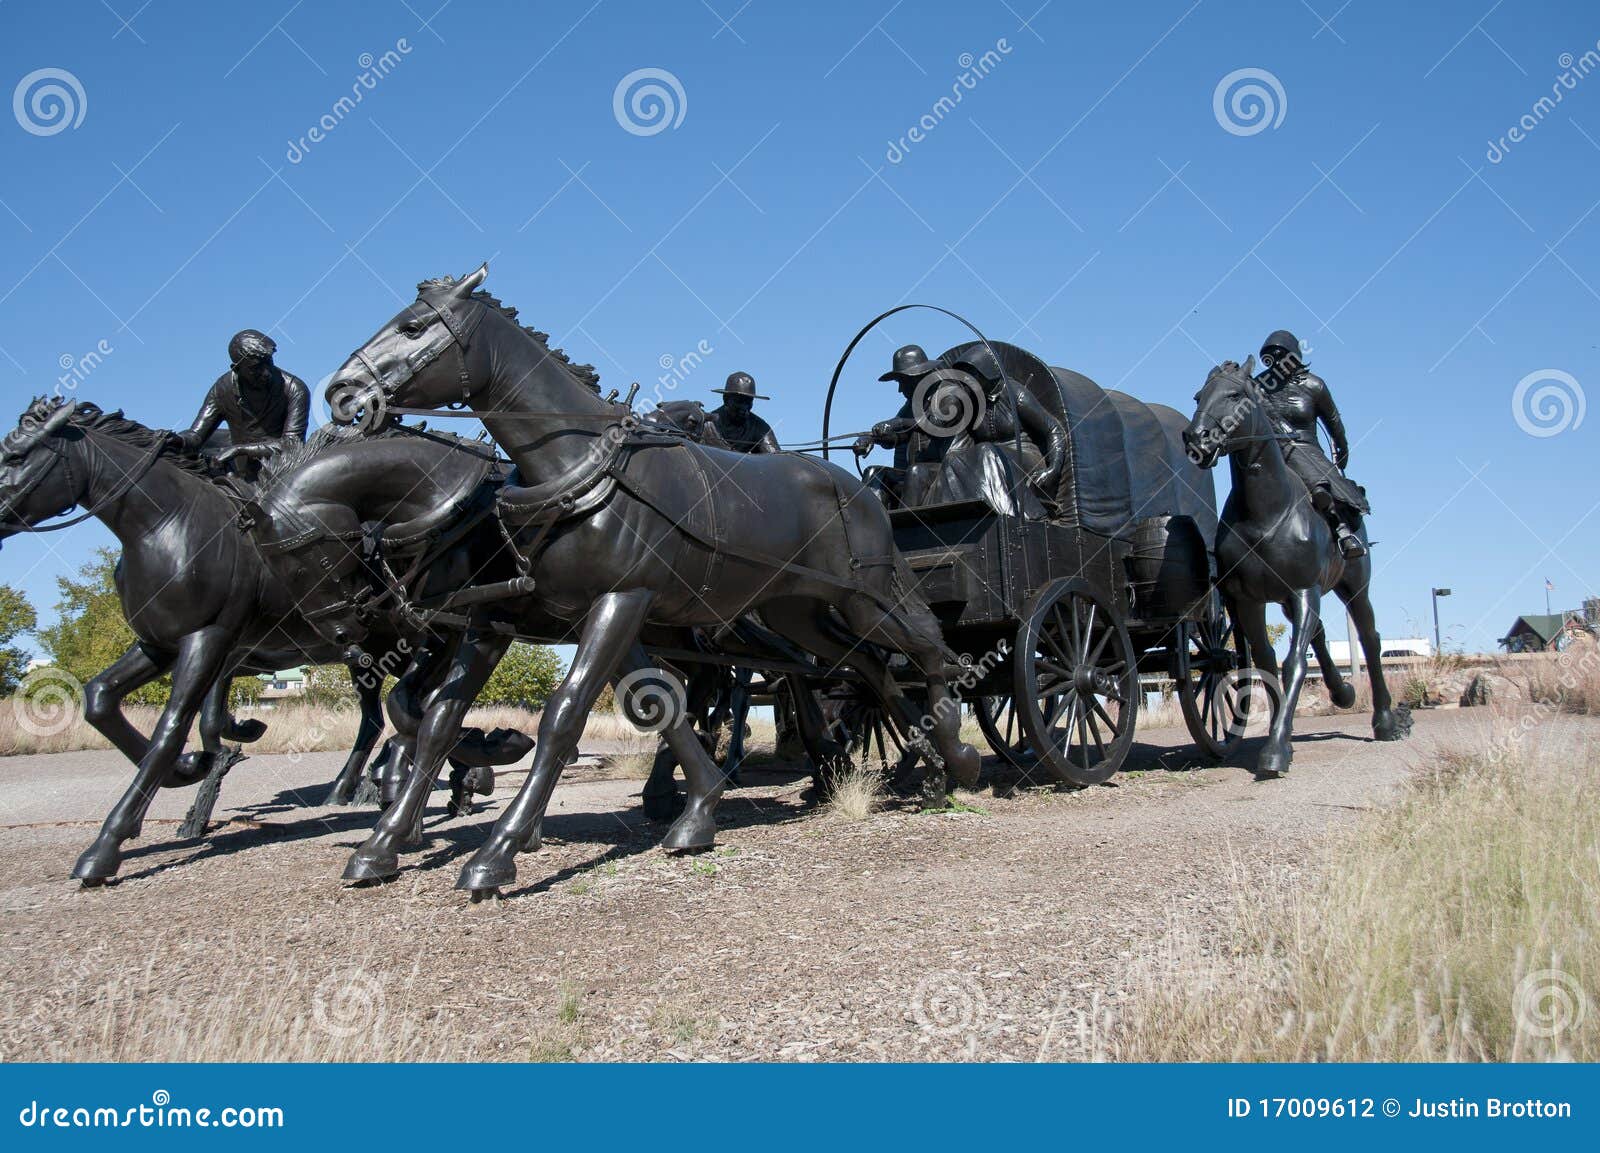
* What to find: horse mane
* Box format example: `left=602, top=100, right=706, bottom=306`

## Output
left=416, top=276, right=602, bottom=390
left=58, top=402, right=213, bottom=478
left=256, top=422, right=405, bottom=491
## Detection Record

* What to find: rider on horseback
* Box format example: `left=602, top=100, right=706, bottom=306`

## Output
left=174, top=330, right=309, bottom=480
left=1254, top=330, right=1368, bottom=560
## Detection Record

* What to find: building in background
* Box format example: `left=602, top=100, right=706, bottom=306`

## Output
left=1499, top=607, right=1597, bottom=653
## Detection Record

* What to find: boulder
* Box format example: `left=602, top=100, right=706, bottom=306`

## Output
left=1460, top=671, right=1519, bottom=707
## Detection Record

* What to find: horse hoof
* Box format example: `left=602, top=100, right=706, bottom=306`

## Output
left=948, top=742, right=982, bottom=788
left=1254, top=747, right=1291, bottom=779
left=71, top=843, right=122, bottom=884
left=641, top=789, right=684, bottom=821
left=663, top=807, right=716, bottom=852
left=1374, top=705, right=1413, bottom=741
left=1330, top=682, right=1357, bottom=709
left=456, top=840, right=519, bottom=893
left=342, top=846, right=400, bottom=884
left=77, top=877, right=111, bottom=890
left=229, top=718, right=268, bottom=744
left=164, top=751, right=212, bottom=788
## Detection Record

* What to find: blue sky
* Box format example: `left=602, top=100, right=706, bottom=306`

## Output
left=1, top=0, right=1596, bottom=655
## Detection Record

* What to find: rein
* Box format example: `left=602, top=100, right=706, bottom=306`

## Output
left=0, top=431, right=168, bottom=534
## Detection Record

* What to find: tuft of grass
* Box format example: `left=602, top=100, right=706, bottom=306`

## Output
left=825, top=761, right=886, bottom=821
left=1111, top=725, right=1600, bottom=1061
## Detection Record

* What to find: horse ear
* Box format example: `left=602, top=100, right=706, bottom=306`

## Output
left=1242, top=355, right=1256, bottom=377
left=456, top=263, right=488, bottom=294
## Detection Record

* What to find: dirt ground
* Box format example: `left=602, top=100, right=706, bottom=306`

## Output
left=0, top=708, right=1508, bottom=1061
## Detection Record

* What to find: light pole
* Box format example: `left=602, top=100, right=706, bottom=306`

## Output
left=1431, top=587, right=1451, bottom=655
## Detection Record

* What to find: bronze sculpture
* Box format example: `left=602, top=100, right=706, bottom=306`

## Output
left=1254, top=330, right=1369, bottom=559
left=0, top=400, right=523, bottom=883
left=852, top=344, right=949, bottom=507
left=175, top=330, right=309, bottom=480
left=1184, top=358, right=1410, bottom=779
left=704, top=371, right=780, bottom=453
left=326, top=265, right=980, bottom=896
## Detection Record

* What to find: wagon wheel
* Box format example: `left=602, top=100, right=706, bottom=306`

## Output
left=1014, top=579, right=1139, bottom=786
left=974, top=694, right=1042, bottom=778
left=1176, top=598, right=1247, bottom=758
left=826, top=690, right=918, bottom=791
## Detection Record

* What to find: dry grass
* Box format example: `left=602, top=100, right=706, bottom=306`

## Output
left=1110, top=721, right=1600, bottom=1061
left=0, top=699, right=544, bottom=759
left=825, top=760, right=887, bottom=821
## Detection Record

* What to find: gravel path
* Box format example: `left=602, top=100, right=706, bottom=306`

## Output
left=0, top=709, right=1484, bottom=1060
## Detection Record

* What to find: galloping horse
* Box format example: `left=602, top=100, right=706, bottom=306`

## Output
left=327, top=264, right=979, bottom=897
left=1183, top=359, right=1410, bottom=777
left=0, top=400, right=495, bottom=883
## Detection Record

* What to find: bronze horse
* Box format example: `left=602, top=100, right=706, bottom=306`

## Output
left=0, top=401, right=515, bottom=883
left=327, top=264, right=980, bottom=897
left=1183, top=358, right=1410, bottom=777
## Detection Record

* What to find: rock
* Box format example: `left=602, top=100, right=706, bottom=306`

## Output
left=1459, top=671, right=1518, bottom=707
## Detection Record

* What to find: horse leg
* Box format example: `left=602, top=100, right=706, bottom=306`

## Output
left=72, top=627, right=233, bottom=884
left=840, top=592, right=981, bottom=792
left=80, top=642, right=173, bottom=767
left=1257, top=588, right=1319, bottom=778
left=176, top=676, right=245, bottom=839
left=780, top=671, right=853, bottom=797
left=1308, top=617, right=1356, bottom=709
left=329, top=664, right=386, bottom=805
left=374, top=638, right=453, bottom=807
left=1338, top=560, right=1411, bottom=741
left=614, top=645, right=727, bottom=852
left=457, top=590, right=654, bottom=895
left=640, top=737, right=683, bottom=820
left=722, top=666, right=753, bottom=784
left=343, top=631, right=507, bottom=881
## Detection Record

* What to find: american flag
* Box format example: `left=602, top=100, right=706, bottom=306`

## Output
left=1546, top=578, right=1556, bottom=591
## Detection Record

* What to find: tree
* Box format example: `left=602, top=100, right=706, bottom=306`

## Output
left=0, top=583, right=37, bottom=696
left=477, top=643, right=563, bottom=709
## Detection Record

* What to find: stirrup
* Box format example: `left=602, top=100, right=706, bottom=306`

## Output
left=1338, top=531, right=1366, bottom=559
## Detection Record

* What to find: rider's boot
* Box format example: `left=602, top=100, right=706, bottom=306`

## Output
left=1336, top=522, right=1367, bottom=559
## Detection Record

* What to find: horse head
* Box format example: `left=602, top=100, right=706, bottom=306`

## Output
left=0, top=398, right=83, bottom=541
left=326, top=263, right=492, bottom=432
left=1182, top=356, right=1261, bottom=470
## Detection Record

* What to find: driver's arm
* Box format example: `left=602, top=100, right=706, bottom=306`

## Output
left=1017, top=389, right=1067, bottom=490
left=281, top=375, right=310, bottom=444
left=176, top=384, right=223, bottom=453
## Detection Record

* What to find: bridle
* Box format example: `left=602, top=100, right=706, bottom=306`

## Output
left=0, top=424, right=166, bottom=534
left=341, top=291, right=488, bottom=421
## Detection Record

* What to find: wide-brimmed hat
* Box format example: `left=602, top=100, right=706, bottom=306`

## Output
left=713, top=370, right=768, bottom=400
left=879, top=344, right=941, bottom=382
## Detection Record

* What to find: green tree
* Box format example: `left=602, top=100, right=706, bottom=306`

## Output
left=477, top=642, right=564, bottom=709
left=0, top=583, right=37, bottom=695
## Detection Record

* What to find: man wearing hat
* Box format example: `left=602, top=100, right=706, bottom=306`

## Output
left=175, top=329, right=309, bottom=479
left=705, top=371, right=781, bottom=454
left=852, top=344, right=948, bottom=508
left=1254, top=329, right=1369, bottom=559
